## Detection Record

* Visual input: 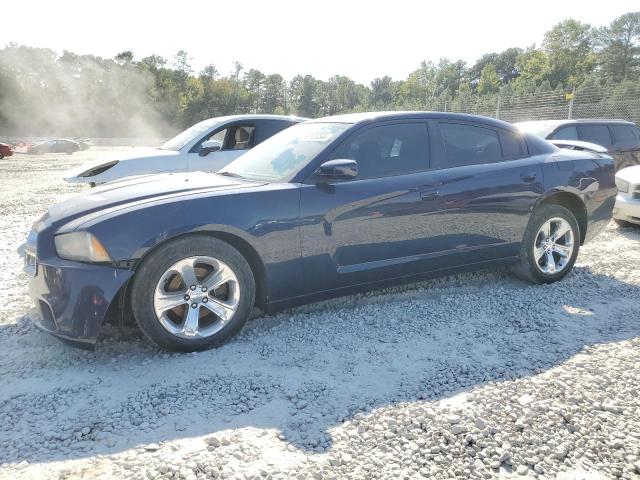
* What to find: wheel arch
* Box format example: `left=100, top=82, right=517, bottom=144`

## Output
left=114, top=230, right=269, bottom=322
left=535, top=190, right=588, bottom=244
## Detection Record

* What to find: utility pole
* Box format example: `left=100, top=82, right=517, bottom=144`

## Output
left=495, top=90, right=502, bottom=120
left=567, top=86, right=576, bottom=119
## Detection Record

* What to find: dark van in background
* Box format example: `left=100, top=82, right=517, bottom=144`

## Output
left=516, top=119, right=640, bottom=171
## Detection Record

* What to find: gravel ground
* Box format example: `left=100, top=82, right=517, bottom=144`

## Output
left=1, top=149, right=640, bottom=480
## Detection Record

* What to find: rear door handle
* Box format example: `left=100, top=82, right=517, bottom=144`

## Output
left=521, top=172, right=537, bottom=182
left=420, top=190, right=441, bottom=201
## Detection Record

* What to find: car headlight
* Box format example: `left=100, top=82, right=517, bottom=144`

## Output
left=615, top=177, right=630, bottom=193
left=79, top=161, right=118, bottom=177
left=54, top=232, right=112, bottom=262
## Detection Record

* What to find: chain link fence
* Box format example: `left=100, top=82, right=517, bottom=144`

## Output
left=427, top=85, right=640, bottom=126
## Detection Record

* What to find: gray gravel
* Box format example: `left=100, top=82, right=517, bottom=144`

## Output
left=1, top=149, right=640, bottom=479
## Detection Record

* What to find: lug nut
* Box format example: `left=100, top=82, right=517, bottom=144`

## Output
left=202, top=297, right=208, bottom=303
left=201, top=286, right=207, bottom=292
left=190, top=285, right=196, bottom=291
left=191, top=302, right=197, bottom=309
left=184, top=294, right=190, bottom=301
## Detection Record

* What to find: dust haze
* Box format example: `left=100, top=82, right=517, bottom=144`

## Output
left=0, top=44, right=174, bottom=139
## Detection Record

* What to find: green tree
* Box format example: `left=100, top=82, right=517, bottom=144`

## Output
left=200, top=64, right=219, bottom=79
left=595, top=11, right=640, bottom=81
left=243, top=68, right=266, bottom=112
left=262, top=74, right=286, bottom=113
left=369, top=76, right=395, bottom=109
left=513, top=48, right=551, bottom=93
left=173, top=50, right=193, bottom=74
left=543, top=19, right=596, bottom=88
left=477, top=64, right=501, bottom=95
left=114, top=50, right=134, bottom=65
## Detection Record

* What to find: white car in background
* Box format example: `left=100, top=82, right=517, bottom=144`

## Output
left=613, top=166, right=640, bottom=226
left=64, top=114, right=307, bottom=185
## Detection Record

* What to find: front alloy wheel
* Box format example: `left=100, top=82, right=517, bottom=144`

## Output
left=154, top=256, right=240, bottom=339
left=131, top=236, right=255, bottom=351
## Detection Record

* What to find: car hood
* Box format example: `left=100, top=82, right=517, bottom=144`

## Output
left=63, top=147, right=178, bottom=179
left=616, top=165, right=640, bottom=183
left=42, top=172, right=262, bottom=229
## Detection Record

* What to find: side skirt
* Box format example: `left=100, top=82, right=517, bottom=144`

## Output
left=265, top=256, right=519, bottom=313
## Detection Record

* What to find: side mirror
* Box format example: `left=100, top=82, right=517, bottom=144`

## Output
left=315, top=159, right=358, bottom=180
left=199, top=139, right=222, bottom=157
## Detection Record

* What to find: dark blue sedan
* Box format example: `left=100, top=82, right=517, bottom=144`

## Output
left=25, top=112, right=616, bottom=351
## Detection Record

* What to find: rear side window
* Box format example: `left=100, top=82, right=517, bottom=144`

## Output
left=331, top=122, right=429, bottom=180
left=550, top=126, right=578, bottom=141
left=259, top=120, right=296, bottom=143
left=439, top=122, right=501, bottom=167
left=499, top=130, right=528, bottom=159
left=578, top=125, right=612, bottom=147
left=610, top=125, right=640, bottom=148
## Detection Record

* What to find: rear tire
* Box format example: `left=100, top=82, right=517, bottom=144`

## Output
left=511, top=204, right=580, bottom=284
left=131, top=235, right=255, bottom=352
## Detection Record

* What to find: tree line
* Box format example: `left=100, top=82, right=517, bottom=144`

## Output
left=0, top=12, right=638, bottom=137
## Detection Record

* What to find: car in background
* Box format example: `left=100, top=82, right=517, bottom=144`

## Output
left=24, top=112, right=616, bottom=351
left=547, top=139, right=608, bottom=154
left=613, top=166, right=640, bottom=227
left=0, top=142, right=13, bottom=159
left=64, top=114, right=308, bottom=186
left=516, top=119, right=640, bottom=171
left=77, top=139, right=91, bottom=151
left=30, top=139, right=81, bottom=155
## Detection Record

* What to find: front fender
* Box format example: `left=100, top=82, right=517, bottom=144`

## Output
left=70, top=187, right=305, bottom=302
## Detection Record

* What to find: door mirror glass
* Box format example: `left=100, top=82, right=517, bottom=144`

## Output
left=199, top=139, right=222, bottom=157
left=315, top=159, right=358, bottom=180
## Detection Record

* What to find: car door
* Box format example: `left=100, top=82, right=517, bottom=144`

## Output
left=298, top=121, right=453, bottom=292
left=188, top=121, right=258, bottom=173
left=422, top=120, right=544, bottom=265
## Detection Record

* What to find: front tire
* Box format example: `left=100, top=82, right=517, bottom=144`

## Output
left=131, top=235, right=255, bottom=352
left=511, top=204, right=580, bottom=284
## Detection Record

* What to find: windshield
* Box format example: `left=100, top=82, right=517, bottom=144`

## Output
left=515, top=122, right=557, bottom=138
left=221, top=122, right=351, bottom=181
left=160, top=119, right=218, bottom=151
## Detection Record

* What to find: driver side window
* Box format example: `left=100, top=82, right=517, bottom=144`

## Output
left=197, top=125, right=256, bottom=154
left=329, top=123, right=429, bottom=180
left=224, top=125, right=256, bottom=151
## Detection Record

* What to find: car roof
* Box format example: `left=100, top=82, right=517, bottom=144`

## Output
left=205, top=114, right=309, bottom=123
left=309, top=111, right=519, bottom=131
left=515, top=119, right=635, bottom=127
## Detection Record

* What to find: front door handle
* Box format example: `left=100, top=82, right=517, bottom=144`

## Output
left=420, top=190, right=441, bottom=201
left=521, top=172, right=537, bottom=182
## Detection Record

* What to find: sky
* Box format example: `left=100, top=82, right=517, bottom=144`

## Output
left=2, top=0, right=638, bottom=84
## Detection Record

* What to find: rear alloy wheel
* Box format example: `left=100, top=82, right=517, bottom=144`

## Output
left=511, top=204, right=580, bottom=284
left=532, top=217, right=575, bottom=275
left=131, top=236, right=255, bottom=351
